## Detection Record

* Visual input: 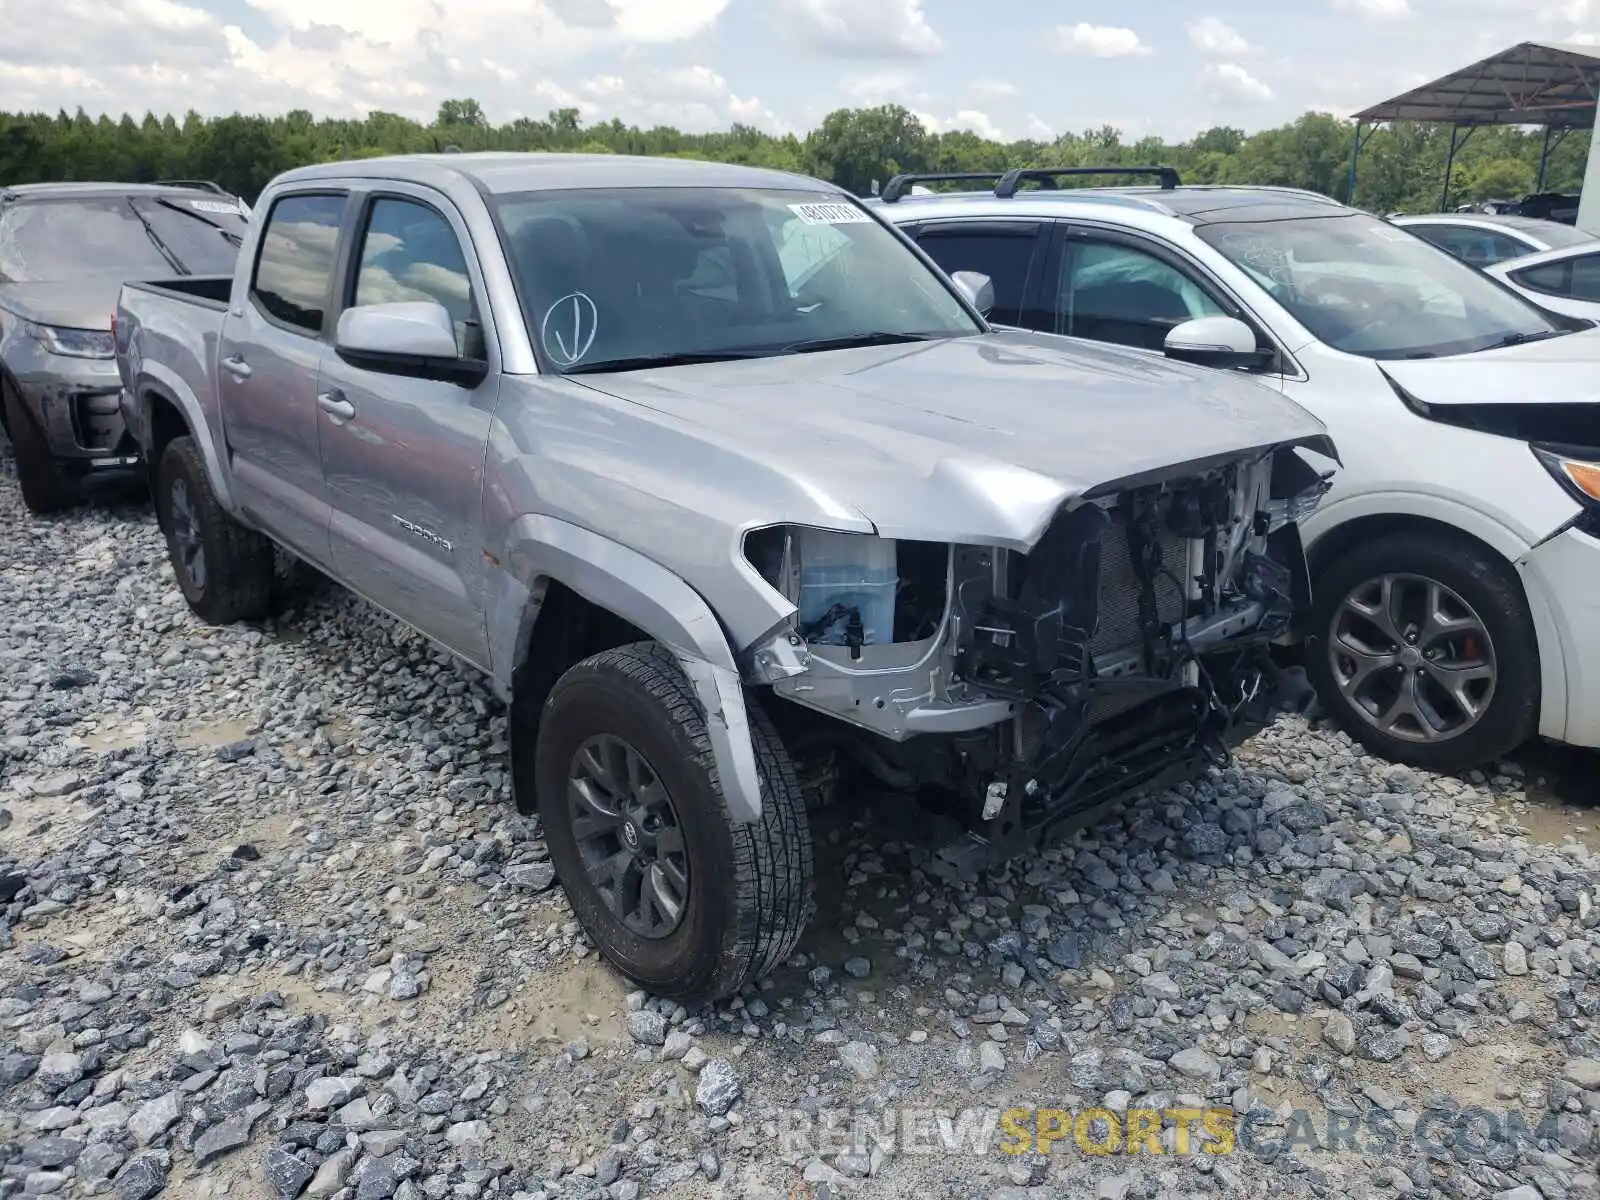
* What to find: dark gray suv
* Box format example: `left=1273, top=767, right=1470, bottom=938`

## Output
left=0, top=181, right=249, bottom=512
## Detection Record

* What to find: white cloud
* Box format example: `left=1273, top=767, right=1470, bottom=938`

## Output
left=949, top=109, right=1004, bottom=139
left=780, top=0, right=941, bottom=59
left=840, top=70, right=917, bottom=105
left=1333, top=0, right=1412, bottom=19
left=1203, top=62, right=1273, bottom=104
left=1186, top=16, right=1251, bottom=56
left=969, top=79, right=1021, bottom=101
left=1025, top=114, right=1055, bottom=140
left=1053, top=24, right=1152, bottom=58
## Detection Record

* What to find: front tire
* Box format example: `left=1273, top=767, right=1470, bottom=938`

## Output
left=534, top=642, right=814, bottom=1004
left=3, top=385, right=78, bottom=515
left=1308, top=529, right=1539, bottom=773
left=155, top=436, right=276, bottom=625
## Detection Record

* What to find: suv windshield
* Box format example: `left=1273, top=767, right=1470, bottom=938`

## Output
left=1196, top=212, right=1564, bottom=359
left=0, top=193, right=246, bottom=282
left=492, top=187, right=981, bottom=372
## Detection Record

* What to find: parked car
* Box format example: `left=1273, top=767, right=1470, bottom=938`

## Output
left=0, top=180, right=249, bottom=513
left=1484, top=240, right=1600, bottom=322
left=1388, top=212, right=1594, bottom=268
left=873, top=166, right=1600, bottom=774
left=114, top=152, right=1336, bottom=1001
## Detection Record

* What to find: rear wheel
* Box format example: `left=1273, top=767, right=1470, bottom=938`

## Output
left=534, top=642, right=813, bottom=1003
left=155, top=436, right=276, bottom=624
left=3, top=385, right=79, bottom=515
left=1308, top=529, right=1539, bottom=773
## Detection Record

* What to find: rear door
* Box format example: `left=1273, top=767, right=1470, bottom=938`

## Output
left=314, top=186, right=499, bottom=666
left=219, top=190, right=350, bottom=562
left=900, top=220, right=1046, bottom=328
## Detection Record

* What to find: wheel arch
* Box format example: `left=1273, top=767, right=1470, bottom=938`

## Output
left=1305, top=506, right=1568, bottom=744
left=493, top=513, right=766, bottom=824
left=133, top=366, right=236, bottom=511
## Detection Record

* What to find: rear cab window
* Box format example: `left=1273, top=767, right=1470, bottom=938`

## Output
left=250, top=194, right=346, bottom=334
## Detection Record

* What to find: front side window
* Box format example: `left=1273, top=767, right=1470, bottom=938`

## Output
left=1058, top=239, right=1225, bottom=351
left=1197, top=212, right=1563, bottom=359
left=491, top=187, right=980, bottom=373
left=912, top=228, right=1040, bottom=325
left=1406, top=224, right=1532, bottom=267
left=0, top=195, right=242, bottom=282
left=352, top=197, right=482, bottom=357
left=252, top=193, right=345, bottom=334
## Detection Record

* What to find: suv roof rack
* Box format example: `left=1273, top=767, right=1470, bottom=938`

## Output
left=879, top=165, right=1182, bottom=204
left=151, top=179, right=233, bottom=196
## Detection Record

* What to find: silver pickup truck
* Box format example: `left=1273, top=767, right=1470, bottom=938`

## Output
left=115, top=152, right=1337, bottom=1002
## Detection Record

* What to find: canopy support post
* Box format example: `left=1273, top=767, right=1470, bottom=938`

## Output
left=1440, top=125, right=1473, bottom=210
left=1346, top=121, right=1363, bottom=206
left=1537, top=125, right=1554, bottom=191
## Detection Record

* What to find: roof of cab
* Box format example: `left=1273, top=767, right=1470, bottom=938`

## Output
left=273, top=152, right=839, bottom=197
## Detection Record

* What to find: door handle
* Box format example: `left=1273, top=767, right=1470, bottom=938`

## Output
left=222, top=354, right=252, bottom=380
left=317, top=390, right=356, bottom=421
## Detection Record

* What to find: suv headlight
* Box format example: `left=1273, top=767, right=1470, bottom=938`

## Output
left=1532, top=443, right=1600, bottom=506
left=26, top=322, right=115, bottom=360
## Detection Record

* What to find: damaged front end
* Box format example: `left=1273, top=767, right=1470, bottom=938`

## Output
left=740, top=441, right=1333, bottom=866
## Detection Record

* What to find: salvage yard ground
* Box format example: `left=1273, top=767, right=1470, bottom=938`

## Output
left=1, top=452, right=1597, bottom=1200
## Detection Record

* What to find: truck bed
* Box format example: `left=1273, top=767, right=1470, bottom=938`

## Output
left=123, top=275, right=232, bottom=310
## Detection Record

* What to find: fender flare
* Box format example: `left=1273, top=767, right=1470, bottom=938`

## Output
left=134, top=363, right=237, bottom=511
left=491, top=513, right=765, bottom=824
left=1300, top=489, right=1569, bottom=743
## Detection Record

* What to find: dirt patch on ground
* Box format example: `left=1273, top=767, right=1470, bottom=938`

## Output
left=175, top=718, right=256, bottom=751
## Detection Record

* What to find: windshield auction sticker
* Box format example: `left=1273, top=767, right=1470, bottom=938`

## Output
left=789, top=202, right=872, bottom=225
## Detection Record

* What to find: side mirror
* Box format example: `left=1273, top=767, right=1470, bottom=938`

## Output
left=334, top=301, right=486, bottom=386
left=1163, top=315, right=1270, bottom=370
left=951, top=270, right=995, bottom=318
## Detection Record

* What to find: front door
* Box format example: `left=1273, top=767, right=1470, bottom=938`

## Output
left=220, top=190, right=348, bottom=563
left=315, top=188, right=499, bottom=667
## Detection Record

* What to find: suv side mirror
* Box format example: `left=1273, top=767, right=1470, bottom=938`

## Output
left=335, top=301, right=487, bottom=386
left=1163, top=315, right=1270, bottom=370
left=951, top=271, right=995, bottom=318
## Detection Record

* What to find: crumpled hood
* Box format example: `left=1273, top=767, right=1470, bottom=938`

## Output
left=1380, top=326, right=1600, bottom=407
left=0, top=280, right=123, bottom=331
left=572, top=330, right=1333, bottom=547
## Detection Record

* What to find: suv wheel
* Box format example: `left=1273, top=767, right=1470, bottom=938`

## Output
left=4, top=385, right=79, bottom=514
left=535, top=642, right=814, bottom=1003
left=155, top=436, right=277, bottom=624
left=1308, top=530, right=1538, bottom=773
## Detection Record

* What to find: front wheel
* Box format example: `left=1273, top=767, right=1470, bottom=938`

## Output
left=534, top=642, right=814, bottom=1004
left=155, top=436, right=277, bottom=625
left=1308, top=529, right=1539, bottom=774
left=4, top=386, right=79, bottom=515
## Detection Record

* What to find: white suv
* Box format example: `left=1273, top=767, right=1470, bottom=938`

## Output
left=873, top=168, right=1600, bottom=773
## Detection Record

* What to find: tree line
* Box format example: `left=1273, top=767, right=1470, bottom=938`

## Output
left=0, top=99, right=1590, bottom=216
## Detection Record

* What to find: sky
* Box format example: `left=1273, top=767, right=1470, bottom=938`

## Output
left=1, top=0, right=1597, bottom=142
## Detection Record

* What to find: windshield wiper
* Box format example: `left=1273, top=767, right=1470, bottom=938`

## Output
left=1486, top=329, right=1567, bottom=350
left=562, top=350, right=764, bottom=374
left=125, top=198, right=189, bottom=276
left=153, top=197, right=243, bottom=248
left=776, top=331, right=941, bottom=355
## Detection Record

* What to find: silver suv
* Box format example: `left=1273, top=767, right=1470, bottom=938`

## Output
left=115, top=152, right=1335, bottom=1001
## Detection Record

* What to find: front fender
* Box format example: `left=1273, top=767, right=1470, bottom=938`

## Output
left=489, top=513, right=765, bottom=823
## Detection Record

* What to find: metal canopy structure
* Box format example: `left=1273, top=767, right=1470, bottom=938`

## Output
left=1347, top=41, right=1600, bottom=211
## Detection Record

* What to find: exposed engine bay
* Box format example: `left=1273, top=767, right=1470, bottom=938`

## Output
left=741, top=443, right=1332, bottom=866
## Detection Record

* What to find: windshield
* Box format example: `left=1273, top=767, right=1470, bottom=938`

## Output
left=1527, top=222, right=1597, bottom=250
left=1196, top=213, right=1564, bottom=359
left=0, top=194, right=245, bottom=283
left=491, top=187, right=981, bottom=372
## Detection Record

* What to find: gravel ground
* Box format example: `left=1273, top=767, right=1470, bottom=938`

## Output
left=2, top=444, right=1599, bottom=1200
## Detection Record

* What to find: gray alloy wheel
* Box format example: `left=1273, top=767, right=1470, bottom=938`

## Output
left=1327, top=571, right=1496, bottom=744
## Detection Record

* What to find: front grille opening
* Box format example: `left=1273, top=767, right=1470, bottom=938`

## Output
left=70, top=391, right=124, bottom=452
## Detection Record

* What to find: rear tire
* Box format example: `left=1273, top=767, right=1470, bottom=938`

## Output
left=1308, top=529, right=1538, bottom=773
left=155, top=436, right=276, bottom=625
left=3, top=385, right=78, bottom=515
left=534, top=642, right=814, bottom=1004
